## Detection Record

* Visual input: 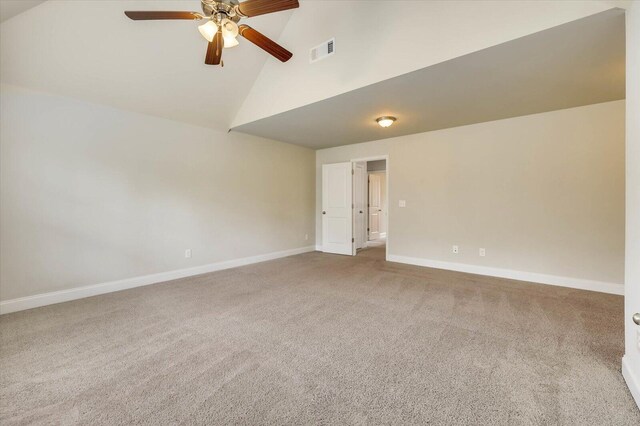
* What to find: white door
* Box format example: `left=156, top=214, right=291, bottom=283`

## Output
left=353, top=162, right=367, bottom=250
left=322, top=162, right=354, bottom=255
left=624, top=3, right=640, bottom=406
left=368, top=173, right=382, bottom=240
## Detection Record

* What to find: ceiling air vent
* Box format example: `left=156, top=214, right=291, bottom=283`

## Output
left=310, top=38, right=335, bottom=63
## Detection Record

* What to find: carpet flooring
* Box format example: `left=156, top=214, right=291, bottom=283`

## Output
left=356, top=239, right=386, bottom=260
left=1, top=249, right=638, bottom=425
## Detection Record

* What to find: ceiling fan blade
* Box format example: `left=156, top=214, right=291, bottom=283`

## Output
left=238, top=25, right=293, bottom=62
left=124, top=11, right=203, bottom=20
left=205, top=31, right=223, bottom=65
left=236, top=0, right=299, bottom=17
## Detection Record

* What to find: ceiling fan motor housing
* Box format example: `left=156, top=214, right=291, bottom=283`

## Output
left=202, top=0, right=242, bottom=22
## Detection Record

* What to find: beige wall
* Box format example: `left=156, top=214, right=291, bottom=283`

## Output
left=0, top=84, right=315, bottom=301
left=317, top=101, right=625, bottom=286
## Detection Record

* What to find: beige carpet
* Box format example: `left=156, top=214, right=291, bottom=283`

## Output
left=356, top=240, right=386, bottom=260
left=1, top=250, right=638, bottom=424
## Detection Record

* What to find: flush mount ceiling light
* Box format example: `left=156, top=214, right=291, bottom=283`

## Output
left=376, top=116, right=397, bottom=128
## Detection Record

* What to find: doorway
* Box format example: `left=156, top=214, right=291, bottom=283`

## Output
left=354, top=158, right=388, bottom=260
left=321, top=156, right=388, bottom=259
left=356, top=159, right=387, bottom=259
left=367, top=160, right=387, bottom=242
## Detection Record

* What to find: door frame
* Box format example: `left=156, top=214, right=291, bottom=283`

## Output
left=350, top=155, right=389, bottom=260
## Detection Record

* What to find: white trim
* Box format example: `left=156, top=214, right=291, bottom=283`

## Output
left=387, top=254, right=624, bottom=295
left=350, top=155, right=389, bottom=162
left=315, top=245, right=323, bottom=251
left=0, top=246, right=315, bottom=315
left=623, top=355, right=640, bottom=409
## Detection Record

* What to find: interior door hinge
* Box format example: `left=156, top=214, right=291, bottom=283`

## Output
left=352, top=169, right=354, bottom=175
left=352, top=238, right=355, bottom=243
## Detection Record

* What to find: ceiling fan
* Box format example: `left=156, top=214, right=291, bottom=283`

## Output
left=125, top=0, right=299, bottom=66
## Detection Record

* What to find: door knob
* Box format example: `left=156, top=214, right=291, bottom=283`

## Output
left=359, top=210, right=363, bottom=213
left=322, top=211, right=326, bottom=215
left=633, top=313, right=640, bottom=326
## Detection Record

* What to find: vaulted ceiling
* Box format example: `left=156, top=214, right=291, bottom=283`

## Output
left=0, top=0, right=293, bottom=131
left=0, top=0, right=46, bottom=22
left=233, top=9, right=625, bottom=149
left=230, top=0, right=622, bottom=128
left=0, top=0, right=627, bottom=142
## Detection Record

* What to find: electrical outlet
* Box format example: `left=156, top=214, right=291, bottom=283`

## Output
left=185, top=249, right=192, bottom=259
left=399, top=200, right=406, bottom=208
left=305, top=234, right=309, bottom=241
left=479, top=248, right=486, bottom=257
left=452, top=245, right=459, bottom=254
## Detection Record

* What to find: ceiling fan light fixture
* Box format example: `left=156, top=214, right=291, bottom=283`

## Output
left=224, top=36, right=239, bottom=48
left=221, top=18, right=239, bottom=38
left=198, top=20, right=218, bottom=42
left=124, top=0, right=300, bottom=66
left=376, top=116, right=397, bottom=128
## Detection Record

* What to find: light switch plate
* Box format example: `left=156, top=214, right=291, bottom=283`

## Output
left=185, top=249, right=192, bottom=258
left=399, top=200, right=406, bottom=207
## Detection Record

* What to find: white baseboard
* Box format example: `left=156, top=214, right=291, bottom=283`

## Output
left=315, top=245, right=323, bottom=251
left=0, top=246, right=316, bottom=315
left=386, top=255, right=624, bottom=295
left=623, top=355, right=640, bottom=410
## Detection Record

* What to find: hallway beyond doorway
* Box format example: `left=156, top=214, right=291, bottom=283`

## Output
left=357, top=238, right=386, bottom=260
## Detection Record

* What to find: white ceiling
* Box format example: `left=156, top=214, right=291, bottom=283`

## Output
left=0, top=0, right=294, bottom=131
left=232, top=0, right=617, bottom=128
left=232, top=9, right=625, bottom=149
left=0, top=0, right=46, bottom=22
